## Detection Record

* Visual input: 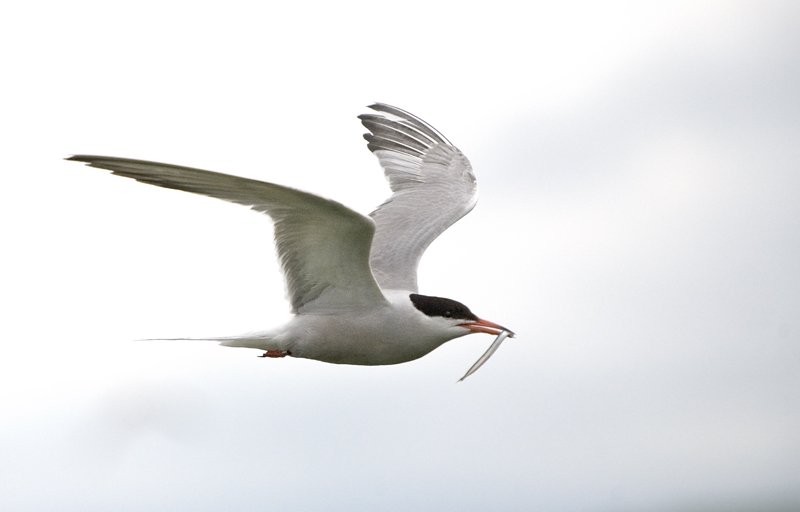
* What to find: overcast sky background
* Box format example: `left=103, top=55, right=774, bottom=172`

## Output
left=2, top=1, right=799, bottom=510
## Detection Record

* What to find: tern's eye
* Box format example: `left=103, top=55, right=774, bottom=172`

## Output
left=443, top=311, right=452, bottom=318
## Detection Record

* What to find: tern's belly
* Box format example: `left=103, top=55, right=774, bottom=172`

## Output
left=285, top=314, right=453, bottom=366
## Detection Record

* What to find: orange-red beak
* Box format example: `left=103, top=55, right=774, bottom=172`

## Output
left=460, top=318, right=515, bottom=337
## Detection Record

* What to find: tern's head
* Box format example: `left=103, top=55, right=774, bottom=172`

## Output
left=409, top=293, right=512, bottom=337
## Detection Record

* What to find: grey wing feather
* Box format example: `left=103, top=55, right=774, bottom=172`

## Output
left=67, top=155, right=387, bottom=313
left=360, top=104, right=477, bottom=292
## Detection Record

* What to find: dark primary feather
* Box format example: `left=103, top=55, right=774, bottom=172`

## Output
left=366, top=103, right=452, bottom=146
left=358, top=115, right=433, bottom=153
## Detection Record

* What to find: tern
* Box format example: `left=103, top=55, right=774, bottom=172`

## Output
left=68, top=103, right=514, bottom=374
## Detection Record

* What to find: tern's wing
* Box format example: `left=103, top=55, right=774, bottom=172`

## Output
left=359, top=104, right=477, bottom=292
left=67, top=155, right=388, bottom=314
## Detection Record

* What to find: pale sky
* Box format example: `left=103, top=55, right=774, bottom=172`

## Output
left=2, top=1, right=799, bottom=510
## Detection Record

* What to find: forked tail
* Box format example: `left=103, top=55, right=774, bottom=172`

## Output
left=139, top=333, right=273, bottom=351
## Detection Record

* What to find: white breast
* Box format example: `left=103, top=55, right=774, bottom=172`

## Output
left=280, top=291, right=466, bottom=365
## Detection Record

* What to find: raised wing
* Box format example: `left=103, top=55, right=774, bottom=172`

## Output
left=67, top=155, right=388, bottom=314
left=359, top=104, right=477, bottom=292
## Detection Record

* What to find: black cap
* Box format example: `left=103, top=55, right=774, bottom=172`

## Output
left=409, top=293, right=478, bottom=321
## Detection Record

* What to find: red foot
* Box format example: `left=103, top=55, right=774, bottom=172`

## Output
left=259, top=350, right=290, bottom=358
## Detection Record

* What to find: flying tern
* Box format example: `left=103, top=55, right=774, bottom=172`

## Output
left=68, top=103, right=514, bottom=378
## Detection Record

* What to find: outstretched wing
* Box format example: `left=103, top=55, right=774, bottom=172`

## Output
left=359, top=104, right=477, bottom=292
left=67, top=155, right=388, bottom=314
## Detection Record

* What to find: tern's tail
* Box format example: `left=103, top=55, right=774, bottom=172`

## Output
left=140, top=333, right=274, bottom=351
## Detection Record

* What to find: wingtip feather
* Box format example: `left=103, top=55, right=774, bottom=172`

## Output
left=363, top=103, right=451, bottom=146
left=65, top=154, right=88, bottom=162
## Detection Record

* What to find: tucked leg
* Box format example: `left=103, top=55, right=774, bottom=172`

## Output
left=258, top=350, right=291, bottom=358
